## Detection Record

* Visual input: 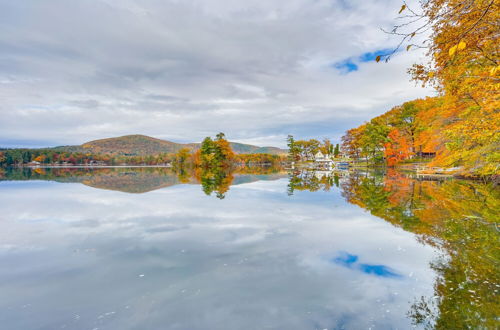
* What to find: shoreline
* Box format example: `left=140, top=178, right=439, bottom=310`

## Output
left=288, top=162, right=495, bottom=182
left=15, top=165, right=173, bottom=168
left=2, top=164, right=496, bottom=183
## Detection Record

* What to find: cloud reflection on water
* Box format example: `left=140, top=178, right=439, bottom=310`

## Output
left=0, top=176, right=438, bottom=329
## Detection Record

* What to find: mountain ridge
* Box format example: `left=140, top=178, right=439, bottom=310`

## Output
left=53, top=134, right=287, bottom=156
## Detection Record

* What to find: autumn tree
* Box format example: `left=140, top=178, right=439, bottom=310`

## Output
left=341, top=127, right=364, bottom=159
left=384, top=128, right=413, bottom=166
left=214, top=132, right=235, bottom=166
left=359, top=120, right=390, bottom=162
left=321, top=138, right=332, bottom=155
left=33, top=155, right=46, bottom=163
left=376, top=0, right=500, bottom=176
left=173, top=148, right=192, bottom=170
left=294, top=139, right=320, bottom=160
left=198, top=133, right=235, bottom=168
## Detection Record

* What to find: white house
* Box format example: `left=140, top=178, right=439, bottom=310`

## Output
left=314, top=151, right=327, bottom=161
left=314, top=151, right=334, bottom=169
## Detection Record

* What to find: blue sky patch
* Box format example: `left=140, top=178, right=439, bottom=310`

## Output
left=359, top=48, right=392, bottom=62
left=333, top=48, right=393, bottom=74
left=333, top=59, right=359, bottom=73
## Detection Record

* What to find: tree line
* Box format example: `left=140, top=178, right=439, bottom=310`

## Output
left=0, top=148, right=173, bottom=166
left=172, top=132, right=286, bottom=170
left=0, top=133, right=286, bottom=168
left=341, top=98, right=433, bottom=165
left=286, top=135, right=340, bottom=162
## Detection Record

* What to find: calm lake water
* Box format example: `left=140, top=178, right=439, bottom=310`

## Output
left=0, top=167, right=498, bottom=329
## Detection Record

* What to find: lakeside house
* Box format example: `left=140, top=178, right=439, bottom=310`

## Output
left=314, top=151, right=334, bottom=169
left=416, top=151, right=437, bottom=159
left=314, top=151, right=327, bottom=161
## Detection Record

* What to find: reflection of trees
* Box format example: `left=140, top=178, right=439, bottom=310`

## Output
left=175, top=168, right=191, bottom=184
left=195, top=167, right=234, bottom=199
left=339, top=170, right=499, bottom=329
left=2, top=166, right=285, bottom=197
left=236, top=165, right=284, bottom=175
left=341, top=171, right=425, bottom=232
left=192, top=165, right=284, bottom=199
left=287, top=170, right=341, bottom=195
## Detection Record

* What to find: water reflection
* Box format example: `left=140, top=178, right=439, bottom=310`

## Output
left=0, top=167, right=498, bottom=329
left=0, top=166, right=287, bottom=196
left=288, top=168, right=500, bottom=329
left=333, top=252, right=403, bottom=279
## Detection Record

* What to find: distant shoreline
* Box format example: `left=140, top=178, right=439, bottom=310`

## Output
left=18, top=165, right=173, bottom=169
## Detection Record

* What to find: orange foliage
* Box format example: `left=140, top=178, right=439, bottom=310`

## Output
left=384, top=129, right=413, bottom=166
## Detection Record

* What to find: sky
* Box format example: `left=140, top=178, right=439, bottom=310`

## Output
left=0, top=0, right=434, bottom=148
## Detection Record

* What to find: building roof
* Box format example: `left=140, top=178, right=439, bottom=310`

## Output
left=315, top=151, right=325, bottom=158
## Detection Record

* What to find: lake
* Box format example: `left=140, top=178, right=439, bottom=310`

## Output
left=0, top=167, right=498, bottom=329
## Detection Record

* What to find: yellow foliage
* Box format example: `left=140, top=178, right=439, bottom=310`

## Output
left=382, top=0, right=500, bottom=177
left=448, top=45, right=457, bottom=57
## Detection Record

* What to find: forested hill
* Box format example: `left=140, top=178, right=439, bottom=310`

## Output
left=52, top=134, right=287, bottom=156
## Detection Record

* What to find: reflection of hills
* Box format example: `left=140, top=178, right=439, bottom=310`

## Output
left=0, top=167, right=184, bottom=193
left=0, top=167, right=287, bottom=193
left=84, top=171, right=287, bottom=193
left=81, top=171, right=182, bottom=193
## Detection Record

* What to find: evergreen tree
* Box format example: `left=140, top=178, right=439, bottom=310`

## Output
left=286, top=135, right=299, bottom=161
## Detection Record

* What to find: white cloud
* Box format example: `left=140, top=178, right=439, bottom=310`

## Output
left=0, top=0, right=432, bottom=148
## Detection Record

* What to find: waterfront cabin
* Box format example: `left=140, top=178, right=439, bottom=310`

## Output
left=314, top=151, right=327, bottom=161
left=314, top=151, right=334, bottom=169
left=416, top=151, right=436, bottom=159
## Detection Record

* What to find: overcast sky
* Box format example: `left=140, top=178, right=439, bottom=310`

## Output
left=0, top=0, right=433, bottom=148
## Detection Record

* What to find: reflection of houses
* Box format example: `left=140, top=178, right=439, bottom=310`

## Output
left=336, top=162, right=350, bottom=170
left=314, top=170, right=331, bottom=180
left=312, top=169, right=349, bottom=180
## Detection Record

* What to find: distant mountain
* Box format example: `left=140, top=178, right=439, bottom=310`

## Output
left=81, top=135, right=187, bottom=156
left=54, top=134, right=286, bottom=156
left=229, top=143, right=286, bottom=155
